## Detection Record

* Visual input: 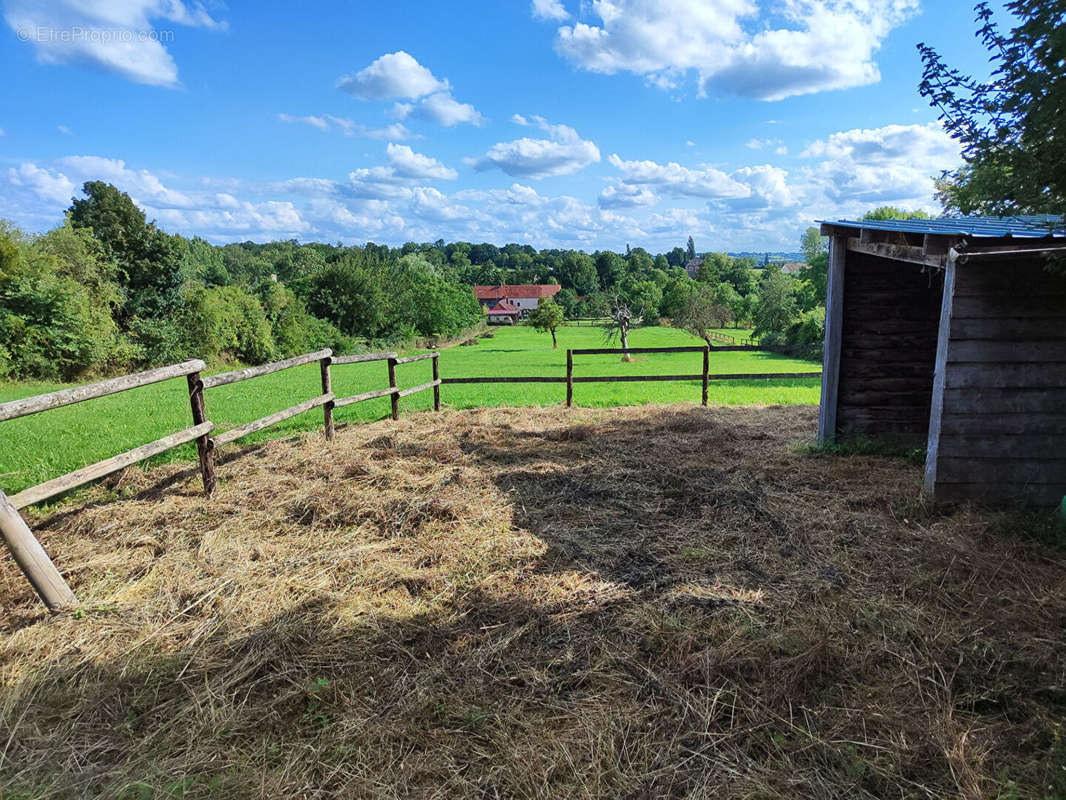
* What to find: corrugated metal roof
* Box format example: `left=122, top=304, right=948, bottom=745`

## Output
left=819, top=215, right=1065, bottom=238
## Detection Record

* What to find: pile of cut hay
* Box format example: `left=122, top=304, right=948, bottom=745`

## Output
left=1, top=405, right=1064, bottom=798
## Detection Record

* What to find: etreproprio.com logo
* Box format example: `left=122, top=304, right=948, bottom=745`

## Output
left=17, top=26, right=175, bottom=44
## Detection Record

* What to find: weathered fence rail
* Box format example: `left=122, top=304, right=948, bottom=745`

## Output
left=0, top=348, right=440, bottom=611
left=1, top=341, right=816, bottom=612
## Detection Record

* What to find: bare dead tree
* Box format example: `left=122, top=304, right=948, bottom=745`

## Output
left=602, top=296, right=643, bottom=362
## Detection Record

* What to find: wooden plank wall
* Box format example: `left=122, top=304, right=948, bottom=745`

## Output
left=929, top=257, right=1066, bottom=505
left=835, top=250, right=944, bottom=438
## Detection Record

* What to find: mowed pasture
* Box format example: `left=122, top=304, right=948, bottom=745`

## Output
left=0, top=324, right=820, bottom=495
left=1, top=406, right=1063, bottom=798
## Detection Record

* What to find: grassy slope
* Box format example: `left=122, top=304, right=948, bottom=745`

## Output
left=0, top=324, right=820, bottom=494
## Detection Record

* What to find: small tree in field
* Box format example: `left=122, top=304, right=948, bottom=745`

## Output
left=674, top=286, right=732, bottom=347
left=527, top=297, right=564, bottom=348
left=602, top=294, right=642, bottom=361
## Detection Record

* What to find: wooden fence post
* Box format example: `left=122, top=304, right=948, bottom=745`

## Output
left=432, top=354, right=440, bottom=412
left=187, top=372, right=216, bottom=496
left=566, top=350, right=574, bottom=408
left=387, top=357, right=400, bottom=420
left=0, top=490, right=76, bottom=611
left=702, top=347, right=710, bottom=407
left=320, top=355, right=335, bottom=440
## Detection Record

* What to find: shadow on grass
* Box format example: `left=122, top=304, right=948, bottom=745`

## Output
left=3, top=406, right=1064, bottom=798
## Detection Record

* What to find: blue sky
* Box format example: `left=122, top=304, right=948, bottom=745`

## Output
left=1, top=0, right=999, bottom=251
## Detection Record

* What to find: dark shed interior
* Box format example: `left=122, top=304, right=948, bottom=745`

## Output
left=818, top=216, right=1066, bottom=506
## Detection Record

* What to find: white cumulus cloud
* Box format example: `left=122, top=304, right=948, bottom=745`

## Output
left=470, top=115, right=600, bottom=179
left=279, top=113, right=418, bottom=140
left=3, top=0, right=226, bottom=87
left=337, top=51, right=449, bottom=100
left=531, top=0, right=569, bottom=20
left=394, top=92, right=485, bottom=127
left=551, top=0, right=918, bottom=101
left=607, top=153, right=750, bottom=199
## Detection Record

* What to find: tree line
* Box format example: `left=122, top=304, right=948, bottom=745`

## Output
left=0, top=181, right=832, bottom=382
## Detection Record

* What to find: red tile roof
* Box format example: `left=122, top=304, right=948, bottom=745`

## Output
left=475, top=284, right=561, bottom=300
left=487, top=299, right=520, bottom=314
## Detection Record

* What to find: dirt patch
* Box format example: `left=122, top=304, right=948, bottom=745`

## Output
left=1, top=404, right=1064, bottom=798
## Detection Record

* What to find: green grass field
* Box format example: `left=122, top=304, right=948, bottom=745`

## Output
left=0, top=324, right=820, bottom=495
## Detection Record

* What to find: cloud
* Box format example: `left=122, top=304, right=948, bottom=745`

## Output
left=469, top=115, right=600, bottom=179
left=385, top=143, right=457, bottom=181
left=345, top=143, right=458, bottom=198
left=57, top=124, right=72, bottom=135
left=394, top=92, right=485, bottom=127
left=337, top=51, right=449, bottom=100
left=8, top=162, right=75, bottom=204
left=801, top=122, right=957, bottom=164
left=57, top=155, right=194, bottom=207
left=3, top=0, right=225, bottom=87
left=0, top=120, right=959, bottom=251
left=607, top=153, right=750, bottom=199
left=531, top=0, right=569, bottom=21
left=279, top=113, right=330, bottom=132
left=599, top=183, right=658, bottom=208
left=279, top=113, right=418, bottom=140
left=551, top=0, right=918, bottom=101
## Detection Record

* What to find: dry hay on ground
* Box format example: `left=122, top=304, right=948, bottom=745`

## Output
left=1, top=404, right=1064, bottom=799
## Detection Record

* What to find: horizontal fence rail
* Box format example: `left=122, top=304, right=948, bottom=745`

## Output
left=11, top=423, right=214, bottom=510
left=210, top=394, right=333, bottom=449
left=203, top=349, right=332, bottom=389
left=441, top=376, right=568, bottom=384
left=0, top=360, right=205, bottom=422
left=332, top=352, right=397, bottom=365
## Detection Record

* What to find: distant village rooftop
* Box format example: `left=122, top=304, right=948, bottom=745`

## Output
left=474, top=284, right=562, bottom=301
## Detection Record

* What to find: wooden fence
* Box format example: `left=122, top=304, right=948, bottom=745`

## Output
left=0, top=348, right=439, bottom=610
left=1, top=343, right=817, bottom=611
left=442, top=345, right=821, bottom=408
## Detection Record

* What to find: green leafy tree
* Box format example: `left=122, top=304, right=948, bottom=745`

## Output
left=526, top=297, right=565, bottom=348
left=673, top=285, right=732, bottom=346
left=801, top=227, right=826, bottom=263
left=753, top=270, right=798, bottom=341
left=686, top=236, right=697, bottom=262
left=594, top=250, right=625, bottom=289
left=659, top=276, right=698, bottom=319
left=555, top=251, right=598, bottom=295
left=68, top=182, right=187, bottom=320
left=305, top=253, right=388, bottom=338
left=918, top=0, right=1065, bottom=216
left=862, top=206, right=933, bottom=221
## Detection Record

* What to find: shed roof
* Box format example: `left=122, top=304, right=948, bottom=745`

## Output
left=818, top=215, right=1065, bottom=239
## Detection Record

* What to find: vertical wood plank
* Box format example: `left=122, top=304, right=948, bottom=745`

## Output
left=566, top=350, right=573, bottom=408
left=702, top=347, right=709, bottom=407
left=925, top=253, right=957, bottom=497
left=186, top=372, right=216, bottom=496
left=432, top=354, right=440, bottom=411
left=387, top=357, right=399, bottom=420
left=0, top=490, right=76, bottom=611
left=320, top=356, right=334, bottom=440
left=818, top=234, right=847, bottom=442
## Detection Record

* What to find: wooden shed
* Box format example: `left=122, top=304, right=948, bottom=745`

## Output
left=817, top=216, right=1066, bottom=505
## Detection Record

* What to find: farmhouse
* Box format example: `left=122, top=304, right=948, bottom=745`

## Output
left=475, top=284, right=561, bottom=318
left=484, top=298, right=521, bottom=325
left=817, top=215, right=1066, bottom=506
